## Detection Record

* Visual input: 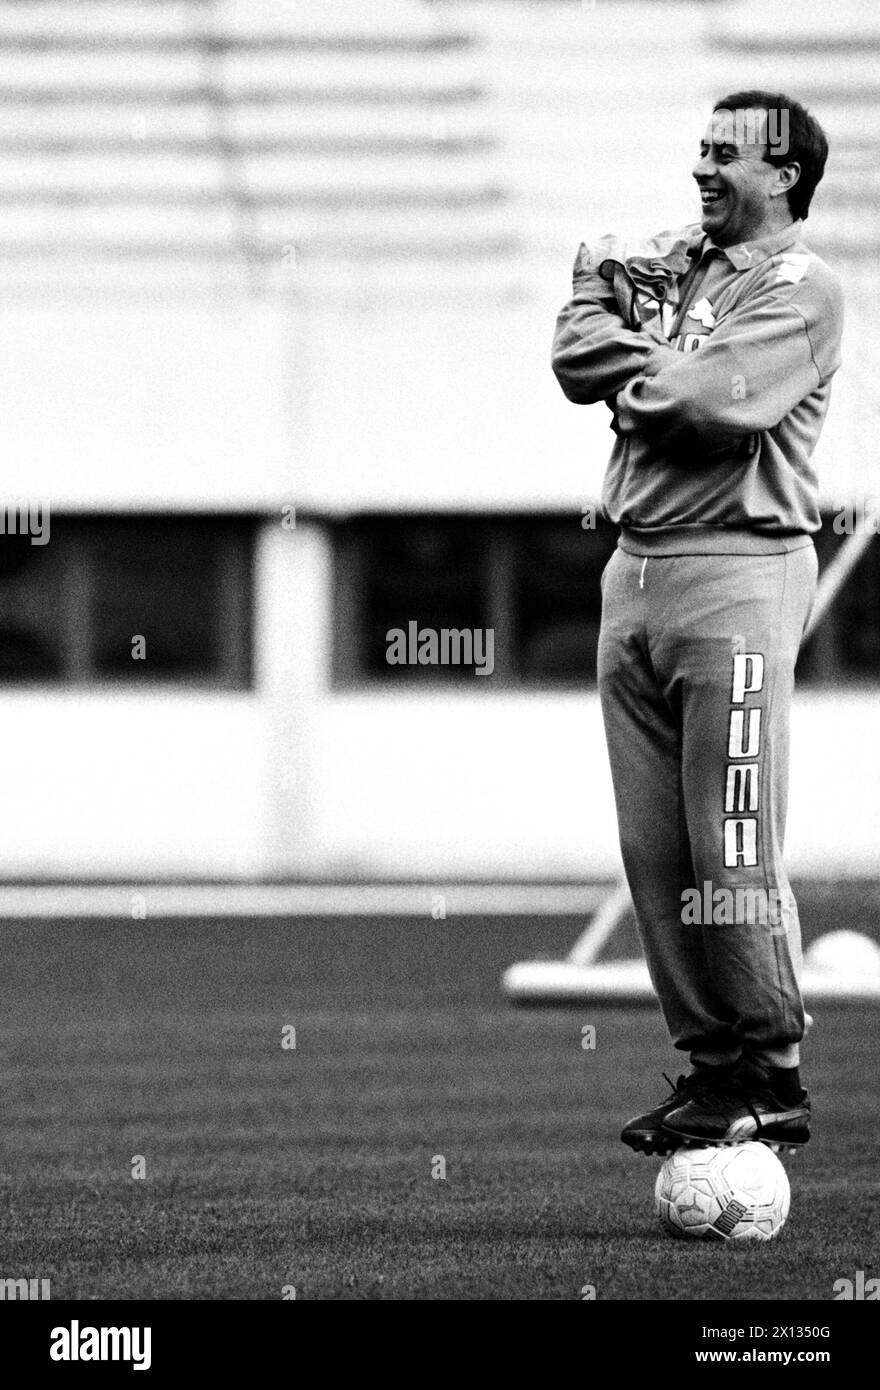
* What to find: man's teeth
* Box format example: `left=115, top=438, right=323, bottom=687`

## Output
left=701, top=190, right=724, bottom=203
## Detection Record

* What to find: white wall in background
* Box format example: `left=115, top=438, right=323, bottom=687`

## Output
left=0, top=690, right=269, bottom=877
left=307, top=689, right=880, bottom=880
left=0, top=302, right=296, bottom=510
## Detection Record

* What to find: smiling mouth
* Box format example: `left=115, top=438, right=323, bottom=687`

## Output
left=699, top=189, right=726, bottom=208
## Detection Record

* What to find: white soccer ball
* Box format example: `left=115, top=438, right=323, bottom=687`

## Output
left=654, top=1142, right=790, bottom=1242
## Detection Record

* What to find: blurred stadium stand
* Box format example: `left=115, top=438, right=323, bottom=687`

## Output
left=0, top=0, right=877, bottom=290
left=0, top=0, right=877, bottom=881
left=0, top=0, right=515, bottom=295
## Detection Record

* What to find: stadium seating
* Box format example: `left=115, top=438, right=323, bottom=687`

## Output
left=0, top=1, right=875, bottom=294
left=0, top=0, right=510, bottom=294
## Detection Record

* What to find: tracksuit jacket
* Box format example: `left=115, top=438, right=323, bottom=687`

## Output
left=552, top=220, right=844, bottom=551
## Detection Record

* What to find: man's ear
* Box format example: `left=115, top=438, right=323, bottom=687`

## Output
left=771, top=161, right=801, bottom=201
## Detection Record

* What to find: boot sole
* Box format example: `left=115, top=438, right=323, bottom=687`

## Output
left=620, top=1129, right=683, bottom=1156
left=667, top=1130, right=809, bottom=1155
left=622, top=1130, right=805, bottom=1157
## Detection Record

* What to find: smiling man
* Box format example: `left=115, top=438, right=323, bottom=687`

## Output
left=552, top=92, right=843, bottom=1155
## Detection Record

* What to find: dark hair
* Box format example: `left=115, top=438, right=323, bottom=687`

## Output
left=712, top=90, right=829, bottom=221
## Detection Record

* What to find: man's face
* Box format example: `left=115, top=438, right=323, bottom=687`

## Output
left=693, top=108, right=795, bottom=246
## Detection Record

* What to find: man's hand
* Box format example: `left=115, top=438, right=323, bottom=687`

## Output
left=633, top=318, right=680, bottom=376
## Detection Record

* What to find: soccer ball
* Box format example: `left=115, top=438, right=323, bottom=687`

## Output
left=654, top=1142, right=790, bottom=1242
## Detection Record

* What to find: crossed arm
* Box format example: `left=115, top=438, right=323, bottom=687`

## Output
left=553, top=264, right=826, bottom=449
left=551, top=264, right=679, bottom=406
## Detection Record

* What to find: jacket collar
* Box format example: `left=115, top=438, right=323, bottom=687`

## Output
left=698, top=219, right=804, bottom=270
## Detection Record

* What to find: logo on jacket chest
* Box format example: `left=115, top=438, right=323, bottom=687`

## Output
left=672, top=296, right=716, bottom=352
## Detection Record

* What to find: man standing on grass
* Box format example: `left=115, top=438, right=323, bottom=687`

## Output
left=552, top=92, right=843, bottom=1153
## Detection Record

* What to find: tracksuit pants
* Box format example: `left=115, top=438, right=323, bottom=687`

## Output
left=597, top=540, right=818, bottom=1069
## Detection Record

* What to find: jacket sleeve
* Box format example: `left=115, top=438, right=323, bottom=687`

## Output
left=613, top=276, right=843, bottom=445
left=551, top=245, right=662, bottom=404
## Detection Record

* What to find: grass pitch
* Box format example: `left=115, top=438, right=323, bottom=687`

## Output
left=3, top=888, right=879, bottom=1300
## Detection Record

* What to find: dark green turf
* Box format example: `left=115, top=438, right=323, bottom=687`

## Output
left=2, top=894, right=879, bottom=1300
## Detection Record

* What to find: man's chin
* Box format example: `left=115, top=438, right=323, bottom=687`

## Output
left=700, top=209, right=732, bottom=243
